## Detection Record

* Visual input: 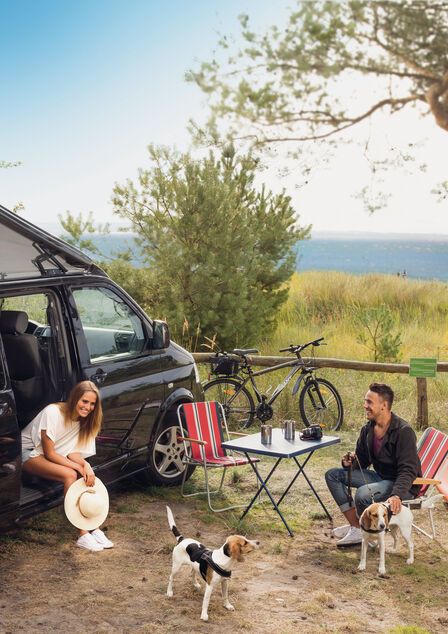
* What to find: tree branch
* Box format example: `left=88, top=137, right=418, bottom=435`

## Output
left=238, top=95, right=424, bottom=143
left=426, top=71, right=448, bottom=131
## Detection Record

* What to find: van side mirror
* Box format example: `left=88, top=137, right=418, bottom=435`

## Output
left=152, top=320, right=170, bottom=350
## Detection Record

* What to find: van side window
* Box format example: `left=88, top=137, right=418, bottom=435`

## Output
left=72, top=287, right=146, bottom=363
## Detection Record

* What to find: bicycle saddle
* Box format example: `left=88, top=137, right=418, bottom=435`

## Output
left=233, top=348, right=259, bottom=356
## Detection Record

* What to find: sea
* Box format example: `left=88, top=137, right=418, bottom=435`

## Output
left=87, top=232, right=448, bottom=282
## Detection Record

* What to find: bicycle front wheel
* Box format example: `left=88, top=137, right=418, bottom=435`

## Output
left=299, top=378, right=343, bottom=431
left=202, top=377, right=255, bottom=430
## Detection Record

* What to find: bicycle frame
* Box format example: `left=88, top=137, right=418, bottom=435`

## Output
left=233, top=359, right=312, bottom=408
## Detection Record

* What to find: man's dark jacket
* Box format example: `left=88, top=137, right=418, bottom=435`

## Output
left=354, top=412, right=422, bottom=499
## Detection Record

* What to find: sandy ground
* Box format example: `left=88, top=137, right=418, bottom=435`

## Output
left=1, top=481, right=448, bottom=634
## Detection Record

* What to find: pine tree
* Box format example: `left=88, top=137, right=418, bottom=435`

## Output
left=112, top=145, right=309, bottom=349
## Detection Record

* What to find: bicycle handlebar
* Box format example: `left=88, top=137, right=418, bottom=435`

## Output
left=279, top=337, right=325, bottom=353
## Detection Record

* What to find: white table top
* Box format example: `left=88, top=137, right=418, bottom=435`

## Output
left=222, top=427, right=340, bottom=458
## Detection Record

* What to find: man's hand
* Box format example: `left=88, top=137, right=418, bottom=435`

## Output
left=342, top=452, right=356, bottom=468
left=386, top=495, right=402, bottom=514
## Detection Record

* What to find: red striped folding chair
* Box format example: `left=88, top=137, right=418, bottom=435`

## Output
left=177, top=401, right=259, bottom=512
left=402, top=427, right=448, bottom=539
left=435, top=459, right=448, bottom=504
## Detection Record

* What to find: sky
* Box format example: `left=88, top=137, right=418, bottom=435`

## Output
left=1, top=0, right=447, bottom=237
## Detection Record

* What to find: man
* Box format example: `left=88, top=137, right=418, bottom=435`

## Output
left=325, top=382, right=422, bottom=546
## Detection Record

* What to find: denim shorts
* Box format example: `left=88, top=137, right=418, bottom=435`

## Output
left=22, top=447, right=34, bottom=464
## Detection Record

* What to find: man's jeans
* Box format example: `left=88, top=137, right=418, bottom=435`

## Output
left=325, top=467, right=400, bottom=517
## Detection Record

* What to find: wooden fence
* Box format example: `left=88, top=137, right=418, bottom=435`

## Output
left=192, top=353, right=448, bottom=429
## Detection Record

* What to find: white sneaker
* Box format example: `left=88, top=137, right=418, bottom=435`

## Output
left=332, top=524, right=350, bottom=538
left=90, top=529, right=114, bottom=549
left=336, top=526, right=362, bottom=546
left=77, top=532, right=103, bottom=551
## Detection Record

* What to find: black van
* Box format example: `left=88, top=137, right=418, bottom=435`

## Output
left=0, top=205, right=203, bottom=530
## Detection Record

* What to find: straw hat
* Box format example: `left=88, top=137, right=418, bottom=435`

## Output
left=64, top=477, right=109, bottom=530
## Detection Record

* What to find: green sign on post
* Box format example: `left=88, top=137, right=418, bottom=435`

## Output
left=409, top=358, right=437, bottom=378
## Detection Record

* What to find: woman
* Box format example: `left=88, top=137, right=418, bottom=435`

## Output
left=21, top=380, right=113, bottom=551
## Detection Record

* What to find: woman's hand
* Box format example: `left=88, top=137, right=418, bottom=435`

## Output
left=82, top=463, right=95, bottom=487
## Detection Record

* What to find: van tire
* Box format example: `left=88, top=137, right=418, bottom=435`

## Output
left=144, top=418, right=194, bottom=486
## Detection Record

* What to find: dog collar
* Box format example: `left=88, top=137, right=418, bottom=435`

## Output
left=362, top=527, right=386, bottom=534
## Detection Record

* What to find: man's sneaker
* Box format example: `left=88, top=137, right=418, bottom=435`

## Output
left=77, top=532, right=103, bottom=551
left=90, top=529, right=114, bottom=549
left=332, top=524, right=350, bottom=538
left=336, top=526, right=362, bottom=547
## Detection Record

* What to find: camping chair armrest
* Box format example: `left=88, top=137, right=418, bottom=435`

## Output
left=228, top=432, right=248, bottom=437
left=178, top=436, right=208, bottom=446
left=413, top=477, right=442, bottom=485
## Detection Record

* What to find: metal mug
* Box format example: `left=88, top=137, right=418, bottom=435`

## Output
left=283, top=420, right=295, bottom=441
left=260, top=424, right=272, bottom=445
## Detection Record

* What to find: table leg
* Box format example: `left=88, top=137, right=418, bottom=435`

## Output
left=276, top=451, right=313, bottom=506
left=241, top=455, right=295, bottom=537
left=291, top=455, right=333, bottom=521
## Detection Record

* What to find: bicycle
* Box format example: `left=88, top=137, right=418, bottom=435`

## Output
left=202, top=337, right=343, bottom=431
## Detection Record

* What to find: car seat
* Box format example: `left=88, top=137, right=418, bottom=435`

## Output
left=0, top=310, right=47, bottom=428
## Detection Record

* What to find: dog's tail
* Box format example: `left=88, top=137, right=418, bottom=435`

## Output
left=166, top=506, right=183, bottom=543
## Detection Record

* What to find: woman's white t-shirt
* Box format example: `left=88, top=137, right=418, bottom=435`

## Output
left=21, top=404, right=96, bottom=459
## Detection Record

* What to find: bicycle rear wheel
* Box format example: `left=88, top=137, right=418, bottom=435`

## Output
left=299, top=378, right=343, bottom=431
left=202, top=377, right=255, bottom=430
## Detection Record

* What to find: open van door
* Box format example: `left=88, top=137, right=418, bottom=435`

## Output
left=0, top=339, right=21, bottom=529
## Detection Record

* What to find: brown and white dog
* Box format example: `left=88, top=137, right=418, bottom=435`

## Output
left=166, top=506, right=259, bottom=622
left=358, top=502, right=414, bottom=576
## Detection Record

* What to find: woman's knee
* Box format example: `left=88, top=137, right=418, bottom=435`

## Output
left=64, top=469, right=78, bottom=487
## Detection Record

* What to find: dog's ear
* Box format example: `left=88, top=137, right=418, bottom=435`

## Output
left=360, top=508, right=371, bottom=531
left=227, top=536, right=245, bottom=561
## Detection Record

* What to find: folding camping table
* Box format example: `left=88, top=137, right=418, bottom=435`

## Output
left=222, top=428, right=340, bottom=537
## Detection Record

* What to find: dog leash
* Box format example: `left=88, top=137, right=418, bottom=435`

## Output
left=346, top=454, right=377, bottom=505
left=354, top=454, right=377, bottom=504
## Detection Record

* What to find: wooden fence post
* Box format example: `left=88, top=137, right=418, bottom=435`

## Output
left=416, top=377, right=428, bottom=430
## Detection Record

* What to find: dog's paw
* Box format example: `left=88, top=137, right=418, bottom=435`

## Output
left=167, top=588, right=173, bottom=597
left=406, top=557, right=414, bottom=565
left=224, top=602, right=235, bottom=611
left=378, top=567, right=387, bottom=577
left=357, top=564, right=366, bottom=572
left=201, top=613, right=209, bottom=622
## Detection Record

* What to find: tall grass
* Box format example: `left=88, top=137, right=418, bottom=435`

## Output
left=259, top=271, right=448, bottom=362
left=241, top=271, right=448, bottom=432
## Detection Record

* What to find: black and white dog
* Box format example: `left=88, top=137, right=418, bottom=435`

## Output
left=166, top=506, right=259, bottom=621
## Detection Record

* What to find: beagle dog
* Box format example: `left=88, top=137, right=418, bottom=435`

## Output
left=358, top=502, right=414, bottom=576
left=166, top=506, right=259, bottom=622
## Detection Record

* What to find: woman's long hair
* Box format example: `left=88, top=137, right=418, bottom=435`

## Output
left=62, top=381, right=103, bottom=447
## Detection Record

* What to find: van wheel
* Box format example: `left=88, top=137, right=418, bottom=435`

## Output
left=144, top=419, right=194, bottom=486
